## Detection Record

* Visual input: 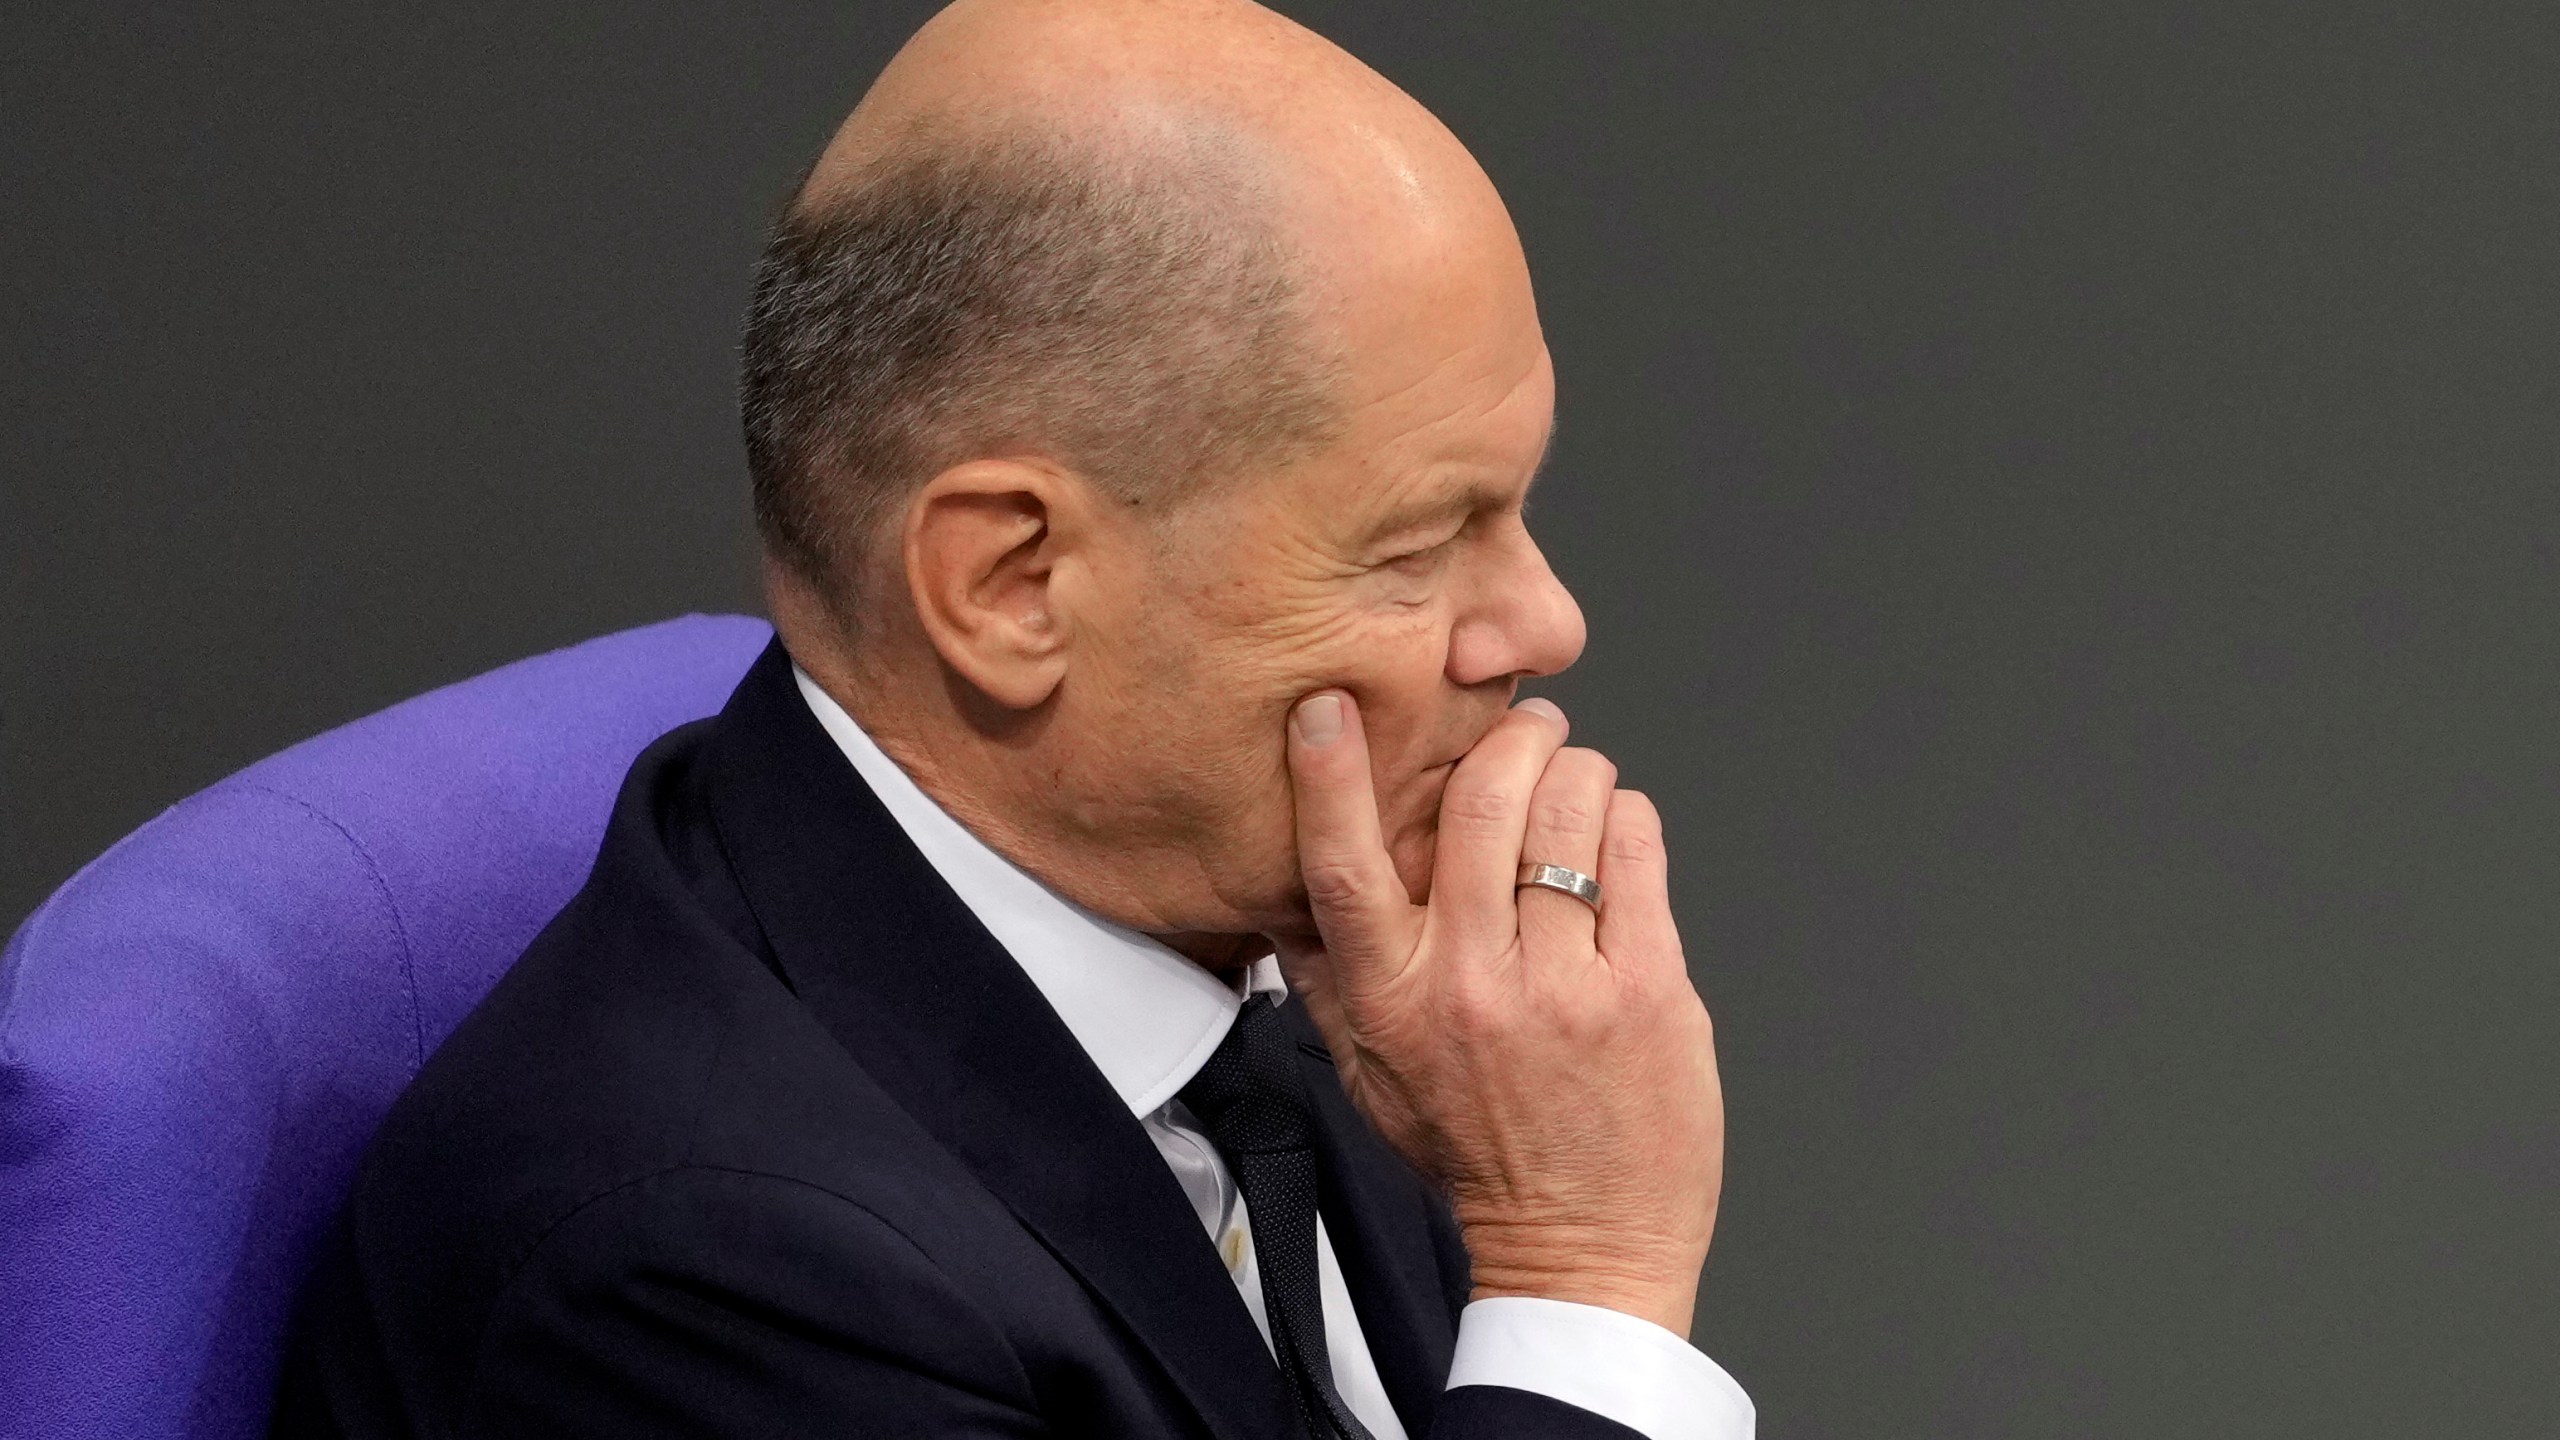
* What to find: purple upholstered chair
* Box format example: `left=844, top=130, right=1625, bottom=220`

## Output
left=0, top=614, right=771, bottom=1440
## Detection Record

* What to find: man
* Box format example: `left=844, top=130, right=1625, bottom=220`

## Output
left=279, top=1, right=1749, bottom=1436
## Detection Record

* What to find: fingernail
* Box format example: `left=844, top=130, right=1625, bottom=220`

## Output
left=1294, top=693, right=1343, bottom=747
left=1514, top=697, right=1565, bottom=725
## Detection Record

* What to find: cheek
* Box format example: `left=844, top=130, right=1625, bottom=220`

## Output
left=1146, top=548, right=1462, bottom=874
left=1209, top=588, right=1454, bottom=769
left=1352, top=629, right=1466, bottom=899
left=1339, top=617, right=1455, bottom=776
left=1254, top=611, right=1455, bottom=892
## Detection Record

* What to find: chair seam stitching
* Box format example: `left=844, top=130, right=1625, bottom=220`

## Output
left=228, top=781, right=428, bottom=1072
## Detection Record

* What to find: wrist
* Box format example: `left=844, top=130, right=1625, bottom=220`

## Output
left=1458, top=1216, right=1706, bottom=1338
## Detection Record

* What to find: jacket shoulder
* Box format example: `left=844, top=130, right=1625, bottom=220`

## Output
left=315, top=726, right=1007, bottom=1412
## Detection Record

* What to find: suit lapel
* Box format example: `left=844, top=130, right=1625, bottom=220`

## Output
left=701, top=643, right=1294, bottom=1440
left=1288, top=1007, right=1461, bottom=1436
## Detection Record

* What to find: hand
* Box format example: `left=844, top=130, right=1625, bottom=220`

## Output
left=1273, top=691, right=1724, bottom=1336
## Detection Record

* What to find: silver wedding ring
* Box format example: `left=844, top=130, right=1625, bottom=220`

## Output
left=1516, top=861, right=1602, bottom=911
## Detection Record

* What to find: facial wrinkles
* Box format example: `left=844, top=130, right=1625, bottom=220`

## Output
left=1348, top=371, right=1552, bottom=589
left=1073, top=430, right=1536, bottom=930
left=1195, top=335, right=1543, bottom=689
left=754, top=1, right=1586, bottom=947
left=1372, top=321, right=1550, bottom=532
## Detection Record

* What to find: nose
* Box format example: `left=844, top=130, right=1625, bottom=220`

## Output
left=1446, top=520, right=1587, bottom=686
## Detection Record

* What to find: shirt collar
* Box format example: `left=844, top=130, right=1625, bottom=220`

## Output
left=793, top=666, right=1284, bottom=1117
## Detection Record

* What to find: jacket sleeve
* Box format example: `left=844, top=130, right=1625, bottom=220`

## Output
left=458, top=1167, right=1048, bottom=1438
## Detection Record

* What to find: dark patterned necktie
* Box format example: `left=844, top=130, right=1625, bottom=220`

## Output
left=1179, top=995, right=1379, bottom=1440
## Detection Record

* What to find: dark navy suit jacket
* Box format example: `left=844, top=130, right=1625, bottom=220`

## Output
left=275, top=642, right=1641, bottom=1438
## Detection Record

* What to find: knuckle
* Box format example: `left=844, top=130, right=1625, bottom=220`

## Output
left=1603, top=790, right=1664, bottom=859
left=1526, top=751, right=1616, bottom=839
left=1298, top=854, right=1371, bottom=913
left=1543, top=981, right=1621, bottom=1045
left=1440, top=781, right=1517, bottom=839
left=1444, top=974, right=1508, bottom=1035
left=1528, top=790, right=1602, bottom=839
left=1621, top=954, right=1684, bottom=1008
left=1604, top=822, right=1662, bottom=867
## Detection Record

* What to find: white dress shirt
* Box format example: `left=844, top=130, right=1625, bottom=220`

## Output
left=796, top=669, right=1754, bottom=1440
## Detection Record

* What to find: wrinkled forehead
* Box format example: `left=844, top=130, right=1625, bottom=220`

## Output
left=1192, top=334, right=1552, bottom=564
left=1338, top=346, right=1556, bottom=540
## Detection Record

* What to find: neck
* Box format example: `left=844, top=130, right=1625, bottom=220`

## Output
left=780, top=606, right=1265, bottom=973
left=1157, top=931, right=1277, bottom=973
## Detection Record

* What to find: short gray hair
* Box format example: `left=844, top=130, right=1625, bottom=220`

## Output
left=739, top=130, right=1340, bottom=619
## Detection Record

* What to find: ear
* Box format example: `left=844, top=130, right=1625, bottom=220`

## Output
left=900, top=457, right=1082, bottom=711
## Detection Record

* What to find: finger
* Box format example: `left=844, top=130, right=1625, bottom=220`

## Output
left=1270, top=943, right=1361, bottom=1078
left=1594, top=788, right=1684, bottom=977
left=1515, top=747, right=1617, bottom=957
left=1428, top=698, right=1572, bottom=942
left=1286, top=690, right=1419, bottom=977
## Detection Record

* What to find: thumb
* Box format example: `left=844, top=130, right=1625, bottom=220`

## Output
left=1285, top=691, right=1418, bottom=983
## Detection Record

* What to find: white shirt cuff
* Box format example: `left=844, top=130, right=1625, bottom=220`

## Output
left=1445, top=1296, right=1755, bottom=1440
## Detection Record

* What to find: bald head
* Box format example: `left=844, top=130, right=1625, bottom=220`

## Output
left=741, top=0, right=1526, bottom=621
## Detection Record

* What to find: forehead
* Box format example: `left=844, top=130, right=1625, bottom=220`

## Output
left=1299, top=203, right=1552, bottom=519
left=1218, top=155, right=1553, bottom=539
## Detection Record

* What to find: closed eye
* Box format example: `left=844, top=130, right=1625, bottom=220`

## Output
left=1379, top=516, right=1472, bottom=571
left=1383, top=537, right=1456, bottom=575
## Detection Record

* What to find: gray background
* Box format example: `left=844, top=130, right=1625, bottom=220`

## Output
left=6, top=2, right=2555, bottom=1434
